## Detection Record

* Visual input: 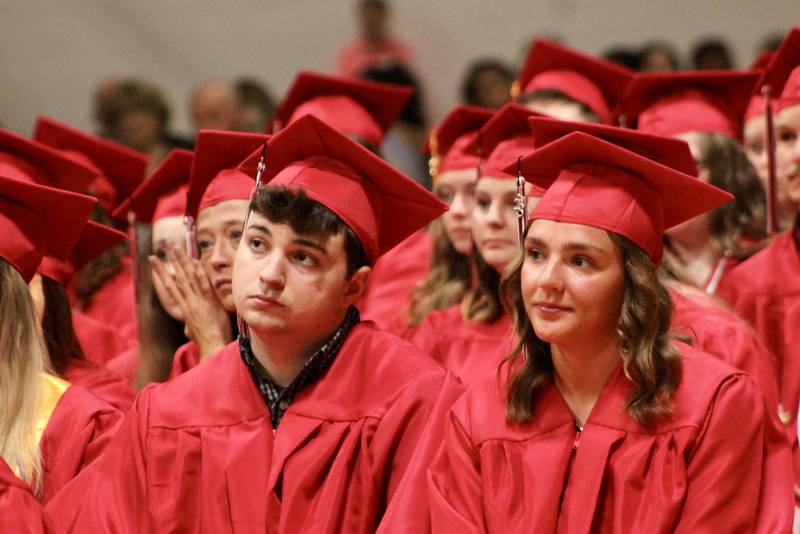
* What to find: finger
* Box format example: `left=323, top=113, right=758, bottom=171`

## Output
left=169, top=247, right=200, bottom=298
left=149, top=255, right=190, bottom=310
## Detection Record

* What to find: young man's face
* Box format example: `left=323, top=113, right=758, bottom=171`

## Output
left=232, top=211, right=368, bottom=341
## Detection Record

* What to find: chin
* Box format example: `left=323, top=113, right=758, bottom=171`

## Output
left=452, top=239, right=472, bottom=256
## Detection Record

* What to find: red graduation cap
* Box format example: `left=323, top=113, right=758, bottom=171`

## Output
left=514, top=39, right=634, bottom=124
left=619, top=70, right=761, bottom=140
left=526, top=116, right=698, bottom=176
left=38, top=221, right=126, bottom=287
left=33, top=116, right=148, bottom=211
left=112, top=149, right=193, bottom=224
left=0, top=128, right=97, bottom=192
left=0, top=174, right=97, bottom=282
left=760, top=27, right=800, bottom=112
left=425, top=105, right=494, bottom=177
left=514, top=132, right=732, bottom=264
left=237, top=114, right=446, bottom=263
left=469, top=103, right=544, bottom=181
left=742, top=50, right=773, bottom=122
left=185, top=130, right=270, bottom=220
left=271, top=71, right=413, bottom=148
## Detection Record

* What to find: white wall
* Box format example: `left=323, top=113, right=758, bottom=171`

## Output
left=2, top=1, right=797, bottom=137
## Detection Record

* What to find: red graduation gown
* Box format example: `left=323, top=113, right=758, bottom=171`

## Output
left=670, top=288, right=780, bottom=411
left=0, top=460, right=51, bottom=533
left=357, top=229, right=431, bottom=331
left=167, top=340, right=201, bottom=379
left=72, top=309, right=125, bottom=366
left=46, top=324, right=464, bottom=533
left=408, top=304, right=515, bottom=387
left=76, top=258, right=137, bottom=350
left=62, top=358, right=135, bottom=411
left=718, top=231, right=800, bottom=425
left=40, top=378, right=123, bottom=504
left=426, top=345, right=793, bottom=533
left=105, top=345, right=139, bottom=388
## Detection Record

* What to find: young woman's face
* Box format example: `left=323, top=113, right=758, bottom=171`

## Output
left=151, top=216, right=187, bottom=321
left=521, top=219, right=625, bottom=349
left=472, top=177, right=522, bottom=273
left=743, top=115, right=768, bottom=187
left=775, top=103, right=800, bottom=212
left=434, top=168, right=477, bottom=255
left=196, top=199, right=249, bottom=311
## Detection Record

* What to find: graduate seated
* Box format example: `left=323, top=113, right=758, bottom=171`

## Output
left=417, top=132, right=792, bottom=532
left=0, top=176, right=122, bottom=505
left=46, top=114, right=464, bottom=533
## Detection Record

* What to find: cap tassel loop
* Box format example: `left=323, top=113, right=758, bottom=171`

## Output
left=514, top=156, right=531, bottom=363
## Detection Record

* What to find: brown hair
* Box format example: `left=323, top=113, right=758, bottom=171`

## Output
left=0, top=261, right=44, bottom=493
left=134, top=223, right=188, bottom=388
left=74, top=204, right=128, bottom=303
left=500, top=228, right=681, bottom=427
left=695, top=132, right=767, bottom=254
left=461, top=246, right=504, bottom=324
left=40, top=276, right=85, bottom=377
left=407, top=219, right=471, bottom=325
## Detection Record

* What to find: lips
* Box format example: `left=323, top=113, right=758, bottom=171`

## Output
left=532, top=302, right=572, bottom=315
left=214, top=279, right=232, bottom=291
left=250, top=295, right=284, bottom=308
left=481, top=238, right=514, bottom=248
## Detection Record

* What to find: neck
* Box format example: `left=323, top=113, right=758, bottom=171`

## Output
left=669, top=233, right=717, bottom=260
left=249, top=313, right=345, bottom=387
left=551, top=335, right=620, bottom=427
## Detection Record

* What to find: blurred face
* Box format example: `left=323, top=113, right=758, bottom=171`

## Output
left=28, top=274, right=45, bottom=323
left=640, top=50, right=675, bottom=72
left=521, top=220, right=624, bottom=349
left=151, top=216, right=187, bottom=321
left=472, top=177, right=525, bottom=273
left=666, top=132, right=712, bottom=245
left=235, top=105, right=270, bottom=133
left=774, top=104, right=800, bottom=212
left=434, top=168, right=477, bottom=255
left=474, top=69, right=512, bottom=109
left=743, top=115, right=768, bottom=185
left=118, top=110, right=160, bottom=152
left=196, top=199, right=249, bottom=311
left=233, top=212, right=368, bottom=341
left=191, top=87, right=238, bottom=131
left=524, top=98, right=597, bottom=124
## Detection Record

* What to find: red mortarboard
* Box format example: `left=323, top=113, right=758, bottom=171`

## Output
left=620, top=70, right=761, bottom=140
left=760, top=27, right=800, bottom=112
left=185, top=130, right=270, bottom=220
left=38, top=221, right=126, bottom=287
left=33, top=116, right=148, bottom=211
left=470, top=103, right=543, bottom=180
left=112, top=149, right=193, bottom=224
left=744, top=96, right=766, bottom=123
left=237, top=114, right=446, bottom=263
left=271, top=71, right=413, bottom=148
left=0, top=174, right=97, bottom=282
left=526, top=116, right=698, bottom=176
left=515, top=39, right=634, bottom=124
left=0, top=128, right=97, bottom=192
left=425, top=105, right=494, bottom=176
left=515, top=132, right=732, bottom=264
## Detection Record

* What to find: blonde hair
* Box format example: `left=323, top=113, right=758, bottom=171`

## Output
left=0, top=261, right=45, bottom=493
left=461, top=247, right=504, bottom=324
left=407, top=219, right=471, bottom=326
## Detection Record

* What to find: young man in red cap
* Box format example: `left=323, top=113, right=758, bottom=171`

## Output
left=415, top=132, right=791, bottom=532
left=46, top=115, right=463, bottom=532
left=718, top=26, right=800, bottom=506
left=513, top=39, right=633, bottom=124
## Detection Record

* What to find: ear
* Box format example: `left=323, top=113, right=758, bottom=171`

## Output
left=342, top=265, right=372, bottom=305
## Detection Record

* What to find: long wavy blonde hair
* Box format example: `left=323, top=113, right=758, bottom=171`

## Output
left=0, top=260, right=45, bottom=493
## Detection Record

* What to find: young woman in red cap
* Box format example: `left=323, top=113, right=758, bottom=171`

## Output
left=149, top=130, right=270, bottom=378
left=424, top=132, right=792, bottom=532
left=0, top=176, right=122, bottom=504
left=106, top=149, right=194, bottom=388
left=408, top=103, right=542, bottom=387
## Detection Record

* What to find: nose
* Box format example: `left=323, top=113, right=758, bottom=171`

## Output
left=485, top=199, right=506, bottom=228
left=450, top=191, right=471, bottom=218
left=258, top=251, right=286, bottom=291
left=536, top=256, right=565, bottom=294
left=209, top=239, right=235, bottom=271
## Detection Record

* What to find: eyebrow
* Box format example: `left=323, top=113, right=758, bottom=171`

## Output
left=247, top=224, right=329, bottom=254
left=526, top=235, right=608, bottom=254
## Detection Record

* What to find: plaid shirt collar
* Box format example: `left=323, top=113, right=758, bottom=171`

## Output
left=239, top=306, right=360, bottom=429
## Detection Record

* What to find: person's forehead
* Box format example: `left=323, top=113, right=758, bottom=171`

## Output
left=196, top=199, right=248, bottom=231
left=776, top=104, right=800, bottom=129
left=529, top=219, right=614, bottom=246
